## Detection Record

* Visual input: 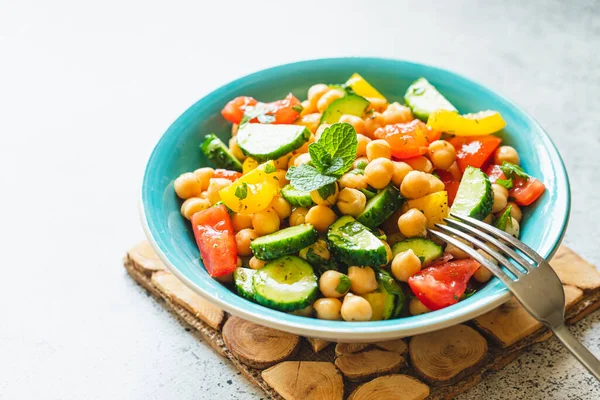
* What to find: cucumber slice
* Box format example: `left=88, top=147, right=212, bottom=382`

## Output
left=250, top=224, right=318, bottom=261
left=234, top=268, right=256, bottom=301
left=360, top=188, right=376, bottom=200
left=392, top=238, right=443, bottom=267
left=281, top=184, right=314, bottom=207
left=252, top=255, right=318, bottom=311
left=200, top=133, right=243, bottom=172
left=327, top=216, right=387, bottom=266
left=404, top=78, right=457, bottom=122
left=236, top=123, right=310, bottom=161
left=356, top=185, right=404, bottom=229
left=450, top=166, right=493, bottom=220
left=320, top=94, right=370, bottom=124
left=363, top=288, right=396, bottom=321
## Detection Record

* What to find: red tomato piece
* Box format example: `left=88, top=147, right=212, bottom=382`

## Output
left=375, top=120, right=441, bottom=159
left=436, top=169, right=460, bottom=206
left=485, top=164, right=507, bottom=183
left=264, top=93, right=301, bottom=124
left=448, top=136, right=502, bottom=172
left=408, top=259, right=480, bottom=311
left=213, top=169, right=242, bottom=182
left=191, top=205, right=238, bottom=277
left=510, top=177, right=545, bottom=206
left=221, top=96, right=258, bottom=124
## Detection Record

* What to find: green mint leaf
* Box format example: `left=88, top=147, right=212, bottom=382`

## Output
left=308, top=142, right=333, bottom=173
left=460, top=288, right=477, bottom=300
left=286, top=164, right=337, bottom=191
left=323, top=157, right=344, bottom=176
left=496, top=178, right=514, bottom=190
left=500, top=161, right=529, bottom=180
left=317, top=122, right=358, bottom=174
left=335, top=274, right=352, bottom=294
left=292, top=104, right=303, bottom=113
left=317, top=182, right=337, bottom=200
left=234, top=182, right=248, bottom=200
left=494, top=205, right=513, bottom=231
left=264, top=163, right=276, bottom=174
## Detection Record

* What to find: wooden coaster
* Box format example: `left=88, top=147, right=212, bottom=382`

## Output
left=124, top=242, right=600, bottom=400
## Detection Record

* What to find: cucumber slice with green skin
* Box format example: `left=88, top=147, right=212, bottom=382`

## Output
left=250, top=224, right=318, bottom=261
left=236, top=123, right=310, bottom=161
left=450, top=166, right=493, bottom=220
left=404, top=78, right=458, bottom=122
left=392, top=290, right=406, bottom=318
left=392, top=238, right=443, bottom=267
left=234, top=268, right=256, bottom=301
left=360, top=188, right=376, bottom=200
left=320, top=94, right=370, bottom=124
left=363, top=287, right=396, bottom=321
left=356, top=185, right=404, bottom=229
left=281, top=184, right=314, bottom=207
left=327, top=216, right=388, bottom=266
left=200, top=133, right=243, bottom=172
left=252, top=255, right=318, bottom=311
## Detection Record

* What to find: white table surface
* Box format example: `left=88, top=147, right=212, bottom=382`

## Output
left=1, top=0, right=599, bottom=399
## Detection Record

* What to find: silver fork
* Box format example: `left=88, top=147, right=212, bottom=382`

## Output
left=429, top=213, right=600, bottom=381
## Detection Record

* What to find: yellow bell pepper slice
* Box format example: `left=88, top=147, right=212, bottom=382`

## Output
left=242, top=157, right=259, bottom=175
left=345, top=73, right=386, bottom=100
left=219, top=161, right=278, bottom=214
left=402, top=191, right=449, bottom=228
left=427, top=110, right=506, bottom=136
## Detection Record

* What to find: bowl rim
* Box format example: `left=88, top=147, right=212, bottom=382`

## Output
left=139, top=57, right=570, bottom=341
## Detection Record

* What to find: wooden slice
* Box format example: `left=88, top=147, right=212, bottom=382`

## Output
left=335, top=349, right=405, bottom=382
left=151, top=270, right=225, bottom=330
left=261, top=361, right=343, bottom=400
left=348, top=374, right=429, bottom=400
left=306, top=338, right=331, bottom=353
left=127, top=241, right=165, bottom=275
left=409, top=324, right=487, bottom=383
left=551, top=246, right=600, bottom=291
left=222, top=316, right=300, bottom=369
left=335, top=342, right=369, bottom=357
left=374, top=339, right=407, bottom=355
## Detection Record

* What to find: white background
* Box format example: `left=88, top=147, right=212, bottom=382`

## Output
left=1, top=0, right=599, bottom=399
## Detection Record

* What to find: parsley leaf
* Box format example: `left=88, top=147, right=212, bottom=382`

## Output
left=286, top=165, right=337, bottom=191
left=234, top=182, right=248, bottom=200
left=263, top=162, right=276, bottom=174
left=496, top=178, right=514, bottom=190
left=335, top=275, right=352, bottom=294
left=500, top=161, right=529, bottom=180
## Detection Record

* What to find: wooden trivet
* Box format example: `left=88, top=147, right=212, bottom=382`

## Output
left=124, top=241, right=600, bottom=399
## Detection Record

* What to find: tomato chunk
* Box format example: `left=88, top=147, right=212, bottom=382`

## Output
left=510, top=176, right=545, bottom=206
left=374, top=120, right=441, bottom=159
left=221, top=96, right=258, bottom=124
left=408, top=259, right=480, bottom=311
left=436, top=170, right=460, bottom=206
left=213, top=169, right=242, bottom=182
left=191, top=205, right=238, bottom=277
left=485, top=164, right=507, bottom=183
left=448, top=136, right=502, bottom=172
left=265, top=93, right=302, bottom=124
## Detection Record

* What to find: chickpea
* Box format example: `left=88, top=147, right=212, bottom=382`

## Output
left=353, top=156, right=369, bottom=170
left=505, top=217, right=520, bottom=238
left=310, top=182, right=339, bottom=206
left=404, top=156, right=433, bottom=173
left=364, top=158, right=394, bottom=189
left=174, top=172, right=202, bottom=199
left=445, top=236, right=473, bottom=259
left=337, top=188, right=367, bottom=217
left=397, top=209, right=428, bottom=238
left=382, top=102, right=413, bottom=125
left=243, top=157, right=259, bottom=174
left=339, top=114, right=366, bottom=134
left=193, top=167, right=215, bottom=191
left=235, top=229, right=257, bottom=256
left=347, top=266, right=378, bottom=295
left=231, top=213, right=253, bottom=232
left=355, top=134, right=371, bottom=157
left=305, top=205, right=337, bottom=232
left=494, top=145, right=520, bottom=165
left=317, top=89, right=345, bottom=113
left=341, top=294, right=373, bottom=321
left=295, top=133, right=315, bottom=154
left=482, top=214, right=494, bottom=225
left=252, top=207, right=280, bottom=236
left=400, top=171, right=431, bottom=199
left=363, top=112, right=385, bottom=139
left=270, top=195, right=292, bottom=219
left=180, top=197, right=211, bottom=220
left=275, top=169, right=289, bottom=188
left=338, top=172, right=368, bottom=190
left=447, top=161, right=462, bottom=181
left=314, top=298, right=342, bottom=320
left=391, top=249, right=422, bottom=282
left=295, top=113, right=321, bottom=133
left=409, top=299, right=431, bottom=316
left=366, top=139, right=392, bottom=161
left=427, top=174, right=445, bottom=194
left=289, top=207, right=308, bottom=226
left=319, top=270, right=351, bottom=298
left=366, top=97, right=388, bottom=113
left=308, top=83, right=330, bottom=102
left=299, top=239, right=330, bottom=262
left=428, top=140, right=456, bottom=170
left=273, top=154, right=292, bottom=169
left=473, top=266, right=494, bottom=283
left=231, top=123, right=239, bottom=136
left=207, top=177, right=231, bottom=205
left=228, top=137, right=246, bottom=161
left=491, top=183, right=509, bottom=213
left=501, top=201, right=523, bottom=222
left=293, top=153, right=312, bottom=167
left=249, top=256, right=266, bottom=270
left=391, top=161, right=413, bottom=186
left=300, top=99, right=314, bottom=115
left=382, top=240, right=393, bottom=264
left=290, top=304, right=314, bottom=317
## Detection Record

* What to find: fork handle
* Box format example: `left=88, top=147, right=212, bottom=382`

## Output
left=552, top=324, right=600, bottom=380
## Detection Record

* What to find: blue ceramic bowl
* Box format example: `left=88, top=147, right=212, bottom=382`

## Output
left=141, top=58, right=570, bottom=341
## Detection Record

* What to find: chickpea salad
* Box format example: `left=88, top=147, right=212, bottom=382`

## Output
left=173, top=73, right=546, bottom=322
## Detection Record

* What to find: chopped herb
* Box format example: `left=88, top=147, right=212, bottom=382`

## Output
left=234, top=182, right=248, bottom=200
left=496, top=178, right=514, bottom=190
left=499, top=161, right=529, bottom=180
left=292, top=104, right=304, bottom=113
left=335, top=275, right=352, bottom=294
left=263, top=163, right=276, bottom=174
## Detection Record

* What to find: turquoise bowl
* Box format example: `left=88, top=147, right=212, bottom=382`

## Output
left=141, top=58, right=570, bottom=341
